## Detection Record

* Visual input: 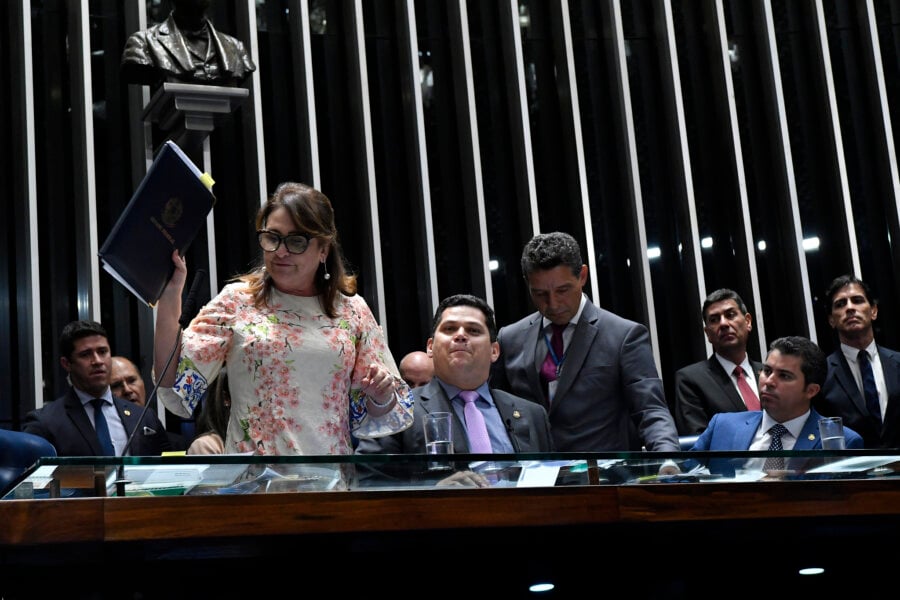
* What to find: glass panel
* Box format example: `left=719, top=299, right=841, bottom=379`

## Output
left=6, top=449, right=900, bottom=500
left=467, top=0, right=533, bottom=325
left=568, top=1, right=645, bottom=322
left=416, top=0, right=490, bottom=308
left=32, top=0, right=81, bottom=404
left=620, top=0, right=697, bottom=406
left=831, top=0, right=900, bottom=351
left=362, top=0, right=433, bottom=350
left=724, top=0, right=808, bottom=342
left=774, top=0, right=856, bottom=352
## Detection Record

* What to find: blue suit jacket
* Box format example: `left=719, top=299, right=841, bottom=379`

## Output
left=356, top=379, right=553, bottom=454
left=691, top=408, right=863, bottom=451
left=689, top=408, right=863, bottom=475
left=674, top=355, right=764, bottom=435
left=22, top=389, right=172, bottom=456
left=814, top=346, right=900, bottom=448
left=491, top=301, right=679, bottom=451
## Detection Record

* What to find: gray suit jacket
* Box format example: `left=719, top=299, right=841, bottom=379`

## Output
left=814, top=345, right=900, bottom=448
left=674, top=355, right=764, bottom=435
left=491, top=301, right=679, bottom=451
left=355, top=379, right=553, bottom=454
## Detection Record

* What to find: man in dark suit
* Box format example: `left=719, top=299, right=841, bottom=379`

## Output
left=23, top=320, right=171, bottom=456
left=674, top=288, right=764, bottom=435
left=814, top=275, right=900, bottom=448
left=691, top=336, right=863, bottom=474
left=490, top=232, right=679, bottom=452
left=357, top=294, right=553, bottom=461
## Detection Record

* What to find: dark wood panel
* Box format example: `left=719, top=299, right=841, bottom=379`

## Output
left=101, top=486, right=621, bottom=541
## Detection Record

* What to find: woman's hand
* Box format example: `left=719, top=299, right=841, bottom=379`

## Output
left=361, top=363, right=399, bottom=414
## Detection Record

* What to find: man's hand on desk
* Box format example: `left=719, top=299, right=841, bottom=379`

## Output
left=658, top=460, right=681, bottom=476
left=436, top=470, right=490, bottom=488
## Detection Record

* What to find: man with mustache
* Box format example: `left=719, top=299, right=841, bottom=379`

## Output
left=674, top=288, right=763, bottom=435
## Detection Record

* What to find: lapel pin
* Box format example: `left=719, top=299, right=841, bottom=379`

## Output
left=808, top=434, right=815, bottom=441
left=124, top=410, right=131, bottom=416
left=513, top=410, right=521, bottom=419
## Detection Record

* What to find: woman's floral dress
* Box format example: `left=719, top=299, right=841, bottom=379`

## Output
left=158, top=284, right=413, bottom=455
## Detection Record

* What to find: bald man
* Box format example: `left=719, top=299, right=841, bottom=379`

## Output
left=399, top=351, right=434, bottom=389
left=110, top=356, right=148, bottom=407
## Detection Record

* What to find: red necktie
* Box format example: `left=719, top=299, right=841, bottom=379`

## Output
left=733, top=366, right=760, bottom=411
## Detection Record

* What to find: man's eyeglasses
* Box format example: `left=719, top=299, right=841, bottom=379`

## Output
left=257, top=230, right=311, bottom=254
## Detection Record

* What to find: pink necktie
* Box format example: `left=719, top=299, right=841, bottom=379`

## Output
left=459, top=390, right=492, bottom=453
left=733, top=366, right=760, bottom=411
left=540, top=323, right=566, bottom=399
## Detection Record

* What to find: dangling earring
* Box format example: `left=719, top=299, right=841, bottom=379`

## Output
left=322, top=259, right=331, bottom=280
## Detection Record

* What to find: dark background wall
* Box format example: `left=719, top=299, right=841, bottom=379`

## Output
left=4, top=0, right=900, bottom=431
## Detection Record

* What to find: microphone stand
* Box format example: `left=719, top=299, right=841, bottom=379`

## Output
left=114, top=329, right=182, bottom=497
left=114, top=268, right=206, bottom=496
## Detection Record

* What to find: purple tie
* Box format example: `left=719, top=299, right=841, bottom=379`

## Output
left=540, top=323, right=566, bottom=399
left=459, top=390, right=492, bottom=453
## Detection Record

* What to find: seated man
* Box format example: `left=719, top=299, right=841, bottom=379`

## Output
left=357, top=294, right=553, bottom=485
left=110, top=355, right=187, bottom=451
left=398, top=350, right=434, bottom=389
left=690, top=336, right=863, bottom=475
left=23, top=321, right=171, bottom=456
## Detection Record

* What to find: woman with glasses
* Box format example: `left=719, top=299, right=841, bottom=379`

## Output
left=153, top=182, right=413, bottom=455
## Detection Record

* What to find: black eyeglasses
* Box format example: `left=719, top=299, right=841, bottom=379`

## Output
left=257, top=230, right=311, bottom=254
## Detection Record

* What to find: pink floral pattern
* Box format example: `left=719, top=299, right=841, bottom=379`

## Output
left=158, top=283, right=413, bottom=455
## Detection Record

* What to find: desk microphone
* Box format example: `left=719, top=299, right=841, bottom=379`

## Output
left=114, top=268, right=207, bottom=496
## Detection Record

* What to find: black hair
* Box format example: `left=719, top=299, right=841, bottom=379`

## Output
left=431, top=294, right=498, bottom=342
left=701, top=289, right=749, bottom=322
left=59, top=320, right=108, bottom=360
left=768, top=336, right=827, bottom=387
left=520, top=232, right=583, bottom=279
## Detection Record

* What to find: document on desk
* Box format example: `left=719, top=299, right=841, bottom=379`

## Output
left=122, top=463, right=247, bottom=490
left=515, top=460, right=616, bottom=487
left=805, top=456, right=900, bottom=474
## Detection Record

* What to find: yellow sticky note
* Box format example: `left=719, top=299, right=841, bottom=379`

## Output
left=200, top=172, right=215, bottom=191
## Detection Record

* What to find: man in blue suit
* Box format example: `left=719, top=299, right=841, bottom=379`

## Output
left=490, top=232, right=679, bottom=452
left=813, top=275, right=900, bottom=448
left=691, top=336, right=863, bottom=473
left=23, top=320, right=171, bottom=456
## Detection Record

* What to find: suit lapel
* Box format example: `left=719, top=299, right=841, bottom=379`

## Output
left=523, top=314, right=545, bottom=402
left=831, top=352, right=868, bottom=414
left=552, top=303, right=600, bottom=404
left=708, top=357, right=746, bottom=411
left=736, top=412, right=762, bottom=449
left=116, top=398, right=140, bottom=442
left=880, top=347, right=900, bottom=424
left=65, top=389, right=104, bottom=455
left=794, top=412, right=821, bottom=450
left=158, top=16, right=197, bottom=75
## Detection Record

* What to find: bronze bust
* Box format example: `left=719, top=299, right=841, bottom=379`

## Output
left=121, top=0, right=256, bottom=87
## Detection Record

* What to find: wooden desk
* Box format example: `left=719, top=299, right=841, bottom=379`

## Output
left=2, top=478, right=899, bottom=598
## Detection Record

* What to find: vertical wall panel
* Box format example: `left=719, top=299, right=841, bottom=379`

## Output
left=5, top=0, right=900, bottom=428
